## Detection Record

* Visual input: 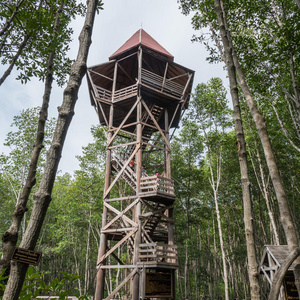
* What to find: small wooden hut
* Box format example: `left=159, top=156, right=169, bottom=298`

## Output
left=259, top=245, right=299, bottom=300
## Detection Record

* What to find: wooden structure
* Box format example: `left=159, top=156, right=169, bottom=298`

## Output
left=87, top=29, right=194, bottom=300
left=259, top=245, right=299, bottom=300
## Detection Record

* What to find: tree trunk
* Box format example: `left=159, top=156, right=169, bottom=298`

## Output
left=207, top=143, right=229, bottom=300
left=0, top=3, right=64, bottom=276
left=249, top=145, right=280, bottom=244
left=214, top=0, right=261, bottom=298
left=2, top=1, right=99, bottom=298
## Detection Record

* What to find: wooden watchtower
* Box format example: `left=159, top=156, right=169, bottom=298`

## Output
left=87, top=29, right=194, bottom=300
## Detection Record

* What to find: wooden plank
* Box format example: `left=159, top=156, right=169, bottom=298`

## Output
left=106, top=195, right=138, bottom=202
left=108, top=141, right=138, bottom=150
left=161, top=62, right=168, bottom=92
left=102, top=227, right=135, bottom=233
left=89, top=69, right=114, bottom=81
left=100, top=264, right=136, bottom=269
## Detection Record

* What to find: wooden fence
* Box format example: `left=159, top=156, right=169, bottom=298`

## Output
left=139, top=243, right=178, bottom=266
left=140, top=175, right=175, bottom=196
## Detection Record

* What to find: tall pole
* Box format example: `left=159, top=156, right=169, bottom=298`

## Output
left=132, top=46, right=142, bottom=300
left=94, top=61, right=118, bottom=300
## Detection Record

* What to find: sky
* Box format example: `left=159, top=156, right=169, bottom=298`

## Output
left=0, top=0, right=227, bottom=174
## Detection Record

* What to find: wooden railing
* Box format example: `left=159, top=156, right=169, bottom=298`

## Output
left=141, top=68, right=184, bottom=98
left=94, top=84, right=138, bottom=102
left=95, top=86, right=112, bottom=101
left=140, top=175, right=175, bottom=195
left=114, top=84, right=138, bottom=101
left=93, top=69, right=185, bottom=101
left=139, top=243, right=178, bottom=266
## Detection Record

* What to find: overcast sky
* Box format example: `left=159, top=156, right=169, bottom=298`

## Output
left=0, top=0, right=227, bottom=174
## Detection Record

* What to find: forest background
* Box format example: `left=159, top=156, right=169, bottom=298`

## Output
left=0, top=0, right=299, bottom=299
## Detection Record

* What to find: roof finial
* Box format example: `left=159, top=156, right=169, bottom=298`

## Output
left=139, top=27, right=142, bottom=43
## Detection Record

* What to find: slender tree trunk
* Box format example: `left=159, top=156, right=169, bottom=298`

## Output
left=213, top=191, right=229, bottom=300
left=2, top=1, right=99, bottom=298
left=249, top=145, right=280, bottom=245
left=207, top=143, right=229, bottom=300
left=184, top=239, right=189, bottom=299
left=0, top=3, right=64, bottom=276
left=0, top=34, right=30, bottom=86
left=84, top=205, right=92, bottom=294
left=214, top=1, right=261, bottom=298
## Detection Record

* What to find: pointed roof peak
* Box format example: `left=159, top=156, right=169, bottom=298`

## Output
left=109, top=29, right=174, bottom=61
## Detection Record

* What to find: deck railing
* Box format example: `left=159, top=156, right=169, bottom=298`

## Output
left=141, top=68, right=184, bottom=98
left=95, top=86, right=112, bottom=101
left=114, top=84, right=138, bottom=101
left=93, top=69, right=185, bottom=101
left=94, top=85, right=138, bottom=102
left=140, top=175, right=175, bottom=195
left=139, top=243, right=178, bottom=266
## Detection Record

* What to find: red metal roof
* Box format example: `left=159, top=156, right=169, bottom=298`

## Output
left=109, top=29, right=174, bottom=61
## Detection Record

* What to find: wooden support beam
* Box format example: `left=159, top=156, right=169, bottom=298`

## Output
left=168, top=72, right=189, bottom=81
left=118, top=62, right=135, bottom=84
left=108, top=141, right=138, bottom=150
left=181, top=72, right=193, bottom=101
left=116, top=51, right=138, bottom=63
left=102, top=198, right=139, bottom=231
left=104, top=202, right=138, bottom=227
left=97, top=228, right=138, bottom=265
left=89, top=69, right=114, bottom=81
left=168, top=103, right=181, bottom=131
left=161, top=62, right=168, bottom=93
left=106, top=195, right=138, bottom=202
left=96, top=95, right=109, bottom=127
left=104, top=268, right=138, bottom=300
left=100, top=264, right=136, bottom=269
left=103, top=145, right=139, bottom=199
left=107, top=98, right=139, bottom=146
left=106, top=245, right=124, bottom=265
left=102, top=227, right=135, bottom=233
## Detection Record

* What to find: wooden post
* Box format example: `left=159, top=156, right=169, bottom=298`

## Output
left=94, top=61, right=118, bottom=300
left=132, top=47, right=142, bottom=300
left=164, top=109, right=171, bottom=179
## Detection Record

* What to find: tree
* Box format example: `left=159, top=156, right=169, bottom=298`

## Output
left=2, top=0, right=101, bottom=298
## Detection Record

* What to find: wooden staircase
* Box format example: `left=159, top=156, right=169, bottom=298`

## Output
left=111, top=152, right=136, bottom=190
left=124, top=103, right=164, bottom=158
